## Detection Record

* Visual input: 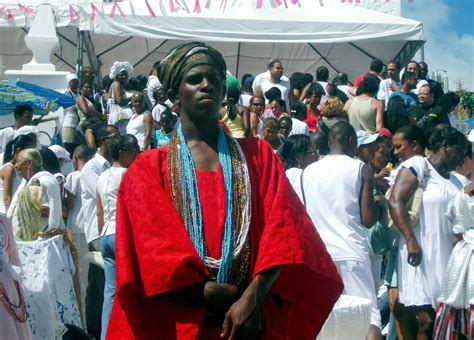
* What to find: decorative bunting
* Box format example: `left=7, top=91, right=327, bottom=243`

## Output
left=257, top=0, right=263, bottom=8
left=91, top=3, right=100, bottom=21
left=169, top=0, right=176, bottom=12
left=110, top=1, right=125, bottom=17
left=193, top=0, right=202, bottom=13
left=145, top=0, right=157, bottom=16
left=69, top=5, right=80, bottom=22
left=6, top=8, right=13, bottom=20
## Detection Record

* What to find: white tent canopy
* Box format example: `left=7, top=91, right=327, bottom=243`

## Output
left=0, top=0, right=424, bottom=83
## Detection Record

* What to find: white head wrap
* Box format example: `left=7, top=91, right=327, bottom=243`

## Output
left=66, top=73, right=79, bottom=86
left=109, top=61, right=133, bottom=80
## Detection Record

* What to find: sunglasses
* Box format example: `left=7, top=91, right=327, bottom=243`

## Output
left=252, top=103, right=265, bottom=106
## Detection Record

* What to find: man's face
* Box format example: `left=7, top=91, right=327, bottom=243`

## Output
left=131, top=95, right=145, bottom=113
left=83, top=69, right=95, bottom=82
left=178, top=64, right=224, bottom=121
left=16, top=110, right=33, bottom=126
left=419, top=63, right=428, bottom=80
left=407, top=62, right=419, bottom=79
left=358, top=142, right=378, bottom=163
left=269, top=63, right=284, bottom=81
left=387, top=63, right=399, bottom=80
left=418, top=86, right=434, bottom=106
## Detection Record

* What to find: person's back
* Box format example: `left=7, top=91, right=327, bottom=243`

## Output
left=303, top=155, right=367, bottom=261
left=347, top=95, right=376, bottom=132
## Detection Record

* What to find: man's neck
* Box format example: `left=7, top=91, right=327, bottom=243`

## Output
left=98, top=147, right=112, bottom=163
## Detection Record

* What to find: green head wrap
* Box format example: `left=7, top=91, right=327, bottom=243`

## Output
left=158, top=42, right=227, bottom=94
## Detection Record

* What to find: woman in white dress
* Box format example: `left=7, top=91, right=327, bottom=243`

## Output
left=277, top=134, right=318, bottom=203
left=108, top=61, right=134, bottom=134
left=389, top=127, right=468, bottom=339
left=126, top=93, right=153, bottom=150
left=0, top=135, right=36, bottom=215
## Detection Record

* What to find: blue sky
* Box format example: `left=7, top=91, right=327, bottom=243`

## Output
left=401, top=0, right=474, bottom=90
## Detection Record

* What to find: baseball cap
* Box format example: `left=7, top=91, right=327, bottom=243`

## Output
left=357, top=130, right=379, bottom=147
left=48, top=144, right=71, bottom=161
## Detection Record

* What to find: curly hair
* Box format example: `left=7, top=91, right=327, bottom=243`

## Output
left=321, top=96, right=347, bottom=119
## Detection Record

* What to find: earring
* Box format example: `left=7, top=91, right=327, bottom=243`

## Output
left=413, top=146, right=417, bottom=151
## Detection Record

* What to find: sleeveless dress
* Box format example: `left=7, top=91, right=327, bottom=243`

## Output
left=77, top=97, right=100, bottom=132
left=108, top=83, right=132, bottom=134
left=347, top=96, right=376, bottom=133
left=126, top=113, right=147, bottom=150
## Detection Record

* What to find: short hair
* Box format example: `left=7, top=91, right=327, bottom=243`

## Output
left=316, top=66, right=329, bottom=82
left=73, top=145, right=94, bottom=162
left=81, top=66, right=93, bottom=75
left=160, top=109, right=174, bottom=120
left=328, top=121, right=356, bottom=146
left=289, top=72, right=305, bottom=91
left=14, top=105, right=33, bottom=119
left=3, top=134, right=35, bottom=164
left=401, top=71, right=417, bottom=84
left=109, top=134, right=137, bottom=161
left=387, top=61, right=400, bottom=70
left=278, top=116, right=292, bottom=126
left=19, top=148, right=42, bottom=167
left=126, top=77, right=140, bottom=92
left=267, top=58, right=282, bottom=69
left=370, top=59, right=384, bottom=73
left=358, top=75, right=380, bottom=95
left=152, top=61, right=161, bottom=70
left=278, top=134, right=310, bottom=169
left=302, top=73, right=314, bottom=85
left=95, top=125, right=118, bottom=146
left=102, top=75, right=113, bottom=90
left=428, top=126, right=467, bottom=153
left=39, top=149, right=61, bottom=174
left=337, top=72, right=348, bottom=84
left=264, top=87, right=282, bottom=102
left=80, top=81, right=92, bottom=89
left=263, top=118, right=279, bottom=129
left=306, top=82, right=324, bottom=99
left=419, top=84, right=433, bottom=95
left=394, top=125, right=428, bottom=151
left=321, top=96, right=346, bottom=119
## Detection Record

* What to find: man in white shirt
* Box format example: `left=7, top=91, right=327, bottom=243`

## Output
left=378, top=61, right=401, bottom=110
left=65, top=145, right=94, bottom=287
left=254, top=59, right=291, bottom=111
left=0, top=104, right=34, bottom=158
left=80, top=124, right=118, bottom=338
left=302, top=122, right=382, bottom=340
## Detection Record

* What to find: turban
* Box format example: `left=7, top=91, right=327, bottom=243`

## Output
left=109, top=61, right=133, bottom=80
left=158, top=42, right=227, bottom=93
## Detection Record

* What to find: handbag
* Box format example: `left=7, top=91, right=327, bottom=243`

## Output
left=384, top=158, right=430, bottom=231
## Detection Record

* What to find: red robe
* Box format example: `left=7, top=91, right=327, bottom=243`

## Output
left=107, top=137, right=343, bottom=339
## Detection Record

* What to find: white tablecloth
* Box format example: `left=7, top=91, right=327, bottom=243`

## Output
left=15, top=235, right=83, bottom=339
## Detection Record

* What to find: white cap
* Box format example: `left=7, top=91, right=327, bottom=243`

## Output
left=357, top=130, right=379, bottom=147
left=48, top=144, right=71, bottom=161
left=66, top=73, right=79, bottom=84
left=468, top=129, right=474, bottom=143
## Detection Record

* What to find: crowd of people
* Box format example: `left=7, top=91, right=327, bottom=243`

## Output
left=0, top=41, right=473, bottom=340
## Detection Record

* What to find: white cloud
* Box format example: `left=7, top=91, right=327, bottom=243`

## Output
left=402, top=0, right=474, bottom=91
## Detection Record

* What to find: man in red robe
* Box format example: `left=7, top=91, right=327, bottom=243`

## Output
left=107, top=42, right=343, bottom=339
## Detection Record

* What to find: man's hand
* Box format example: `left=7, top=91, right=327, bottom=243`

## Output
left=407, top=238, right=422, bottom=267
left=204, top=282, right=240, bottom=317
left=221, top=286, right=261, bottom=340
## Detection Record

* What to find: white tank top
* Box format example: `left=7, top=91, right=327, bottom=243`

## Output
left=126, top=113, right=146, bottom=150
left=302, top=155, right=369, bottom=262
left=0, top=163, right=22, bottom=214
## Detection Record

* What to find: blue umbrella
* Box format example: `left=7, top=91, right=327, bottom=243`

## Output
left=0, top=81, right=76, bottom=116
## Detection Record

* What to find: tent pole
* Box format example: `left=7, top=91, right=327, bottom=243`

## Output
left=235, top=42, right=241, bottom=78
left=76, top=29, right=84, bottom=75
left=133, top=39, right=169, bottom=68
left=97, top=37, right=134, bottom=58
left=420, top=45, right=425, bottom=62
left=83, top=31, right=103, bottom=89
left=307, top=43, right=341, bottom=74
left=348, top=42, right=382, bottom=64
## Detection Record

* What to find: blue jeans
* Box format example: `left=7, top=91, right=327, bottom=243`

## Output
left=100, top=234, right=116, bottom=340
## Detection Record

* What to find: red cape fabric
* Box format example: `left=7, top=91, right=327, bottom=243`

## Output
left=107, top=138, right=343, bottom=339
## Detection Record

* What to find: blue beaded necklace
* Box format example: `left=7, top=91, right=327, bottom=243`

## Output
left=176, top=126, right=235, bottom=283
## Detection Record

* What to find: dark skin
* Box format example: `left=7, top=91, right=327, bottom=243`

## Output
left=175, top=64, right=283, bottom=339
